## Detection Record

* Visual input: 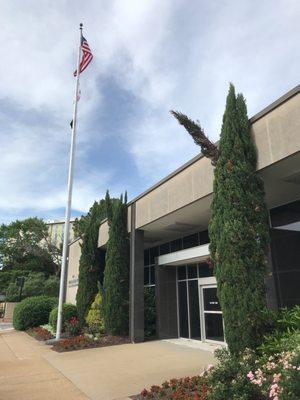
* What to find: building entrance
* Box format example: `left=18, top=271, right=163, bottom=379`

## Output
left=177, top=263, right=225, bottom=343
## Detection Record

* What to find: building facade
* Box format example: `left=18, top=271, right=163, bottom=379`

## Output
left=67, top=85, right=300, bottom=345
left=46, top=218, right=76, bottom=249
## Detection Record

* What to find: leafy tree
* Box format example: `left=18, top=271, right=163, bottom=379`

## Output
left=0, top=217, right=59, bottom=275
left=5, top=272, right=59, bottom=301
left=172, top=84, right=270, bottom=355
left=103, top=193, right=129, bottom=335
left=76, top=200, right=107, bottom=325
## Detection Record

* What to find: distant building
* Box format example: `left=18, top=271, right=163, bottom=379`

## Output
left=46, top=218, right=76, bottom=249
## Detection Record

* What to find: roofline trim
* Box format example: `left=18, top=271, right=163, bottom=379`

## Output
left=128, top=84, right=300, bottom=206
left=68, top=236, right=81, bottom=247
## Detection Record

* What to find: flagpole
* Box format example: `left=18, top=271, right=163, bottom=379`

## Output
left=56, top=23, right=83, bottom=340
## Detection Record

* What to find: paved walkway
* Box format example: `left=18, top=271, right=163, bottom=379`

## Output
left=0, top=330, right=215, bottom=400
left=0, top=323, right=13, bottom=331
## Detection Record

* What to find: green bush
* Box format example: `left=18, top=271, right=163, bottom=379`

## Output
left=259, top=306, right=300, bottom=356
left=207, top=348, right=261, bottom=400
left=144, top=286, right=156, bottom=337
left=6, top=282, right=20, bottom=302
left=43, top=275, right=60, bottom=297
left=4, top=272, right=60, bottom=301
left=86, top=292, right=105, bottom=334
left=49, top=303, right=78, bottom=331
left=22, top=272, right=45, bottom=297
left=13, top=296, right=57, bottom=330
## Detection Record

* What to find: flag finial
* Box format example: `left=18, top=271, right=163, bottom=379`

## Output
left=79, top=23, right=83, bottom=30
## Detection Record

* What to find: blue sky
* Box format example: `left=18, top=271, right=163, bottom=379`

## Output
left=1, top=0, right=300, bottom=223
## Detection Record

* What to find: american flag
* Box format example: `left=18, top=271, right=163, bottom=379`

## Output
left=73, top=36, right=93, bottom=77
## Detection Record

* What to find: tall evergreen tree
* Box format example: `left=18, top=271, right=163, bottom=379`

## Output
left=76, top=200, right=107, bottom=324
left=103, top=193, right=129, bottom=335
left=172, top=84, right=270, bottom=355
left=209, top=84, right=270, bottom=354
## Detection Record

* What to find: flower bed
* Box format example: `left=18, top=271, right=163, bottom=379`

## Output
left=52, top=334, right=130, bottom=352
left=132, top=374, right=211, bottom=400
left=27, top=326, right=54, bottom=341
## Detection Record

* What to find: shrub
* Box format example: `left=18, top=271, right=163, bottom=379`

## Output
left=144, top=286, right=156, bottom=337
left=65, top=316, right=81, bottom=337
left=247, top=346, right=300, bottom=400
left=6, top=282, right=20, bottom=302
left=49, top=303, right=78, bottom=331
left=42, top=275, right=60, bottom=297
left=86, top=292, right=105, bottom=334
left=22, top=272, right=45, bottom=297
left=13, top=296, right=57, bottom=330
left=259, top=306, right=300, bottom=356
left=207, top=348, right=261, bottom=400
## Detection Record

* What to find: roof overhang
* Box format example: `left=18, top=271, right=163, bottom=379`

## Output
left=158, top=243, right=210, bottom=266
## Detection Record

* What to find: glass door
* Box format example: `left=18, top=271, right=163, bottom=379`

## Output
left=200, top=285, right=224, bottom=342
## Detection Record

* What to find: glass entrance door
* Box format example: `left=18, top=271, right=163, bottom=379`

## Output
left=200, top=285, right=224, bottom=342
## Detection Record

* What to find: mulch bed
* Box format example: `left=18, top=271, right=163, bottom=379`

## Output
left=52, top=334, right=131, bottom=352
left=27, top=326, right=54, bottom=341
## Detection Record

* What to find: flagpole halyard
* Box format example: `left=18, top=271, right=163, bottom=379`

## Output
left=56, top=23, right=83, bottom=341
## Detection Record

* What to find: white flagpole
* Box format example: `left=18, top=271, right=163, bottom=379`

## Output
left=56, top=23, right=83, bottom=340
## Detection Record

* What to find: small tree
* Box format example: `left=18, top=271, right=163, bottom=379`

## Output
left=103, top=193, right=129, bottom=335
left=172, top=84, right=270, bottom=354
left=86, top=291, right=105, bottom=334
left=76, top=200, right=107, bottom=325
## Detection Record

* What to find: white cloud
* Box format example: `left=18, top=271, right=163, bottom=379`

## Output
left=1, top=0, right=300, bottom=221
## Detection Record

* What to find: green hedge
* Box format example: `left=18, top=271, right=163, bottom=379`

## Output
left=49, top=303, right=77, bottom=331
left=13, top=296, right=57, bottom=331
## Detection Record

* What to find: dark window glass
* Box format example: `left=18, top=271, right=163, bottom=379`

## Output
left=149, top=246, right=159, bottom=265
left=203, top=287, right=221, bottom=311
left=270, top=199, right=300, bottom=227
left=150, top=265, right=155, bottom=285
left=170, top=238, right=182, bottom=252
left=198, top=262, right=213, bottom=278
left=277, top=271, right=300, bottom=308
left=204, top=314, right=224, bottom=341
left=177, top=265, right=187, bottom=280
left=188, top=280, right=201, bottom=339
left=144, top=266, right=150, bottom=285
left=183, top=233, right=199, bottom=249
left=199, top=230, right=209, bottom=245
left=271, top=230, right=300, bottom=272
left=187, top=264, right=198, bottom=279
left=144, top=249, right=150, bottom=266
left=178, top=281, right=189, bottom=338
left=159, top=242, right=170, bottom=255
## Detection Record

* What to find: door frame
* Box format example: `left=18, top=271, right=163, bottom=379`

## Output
left=199, top=283, right=225, bottom=344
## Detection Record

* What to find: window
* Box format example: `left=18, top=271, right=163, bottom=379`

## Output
left=270, top=200, right=300, bottom=307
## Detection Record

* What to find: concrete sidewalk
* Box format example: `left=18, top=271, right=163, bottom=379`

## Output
left=0, top=330, right=215, bottom=400
left=0, top=330, right=88, bottom=400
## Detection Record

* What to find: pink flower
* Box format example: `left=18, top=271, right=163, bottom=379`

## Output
left=247, top=371, right=254, bottom=381
left=207, top=364, right=214, bottom=371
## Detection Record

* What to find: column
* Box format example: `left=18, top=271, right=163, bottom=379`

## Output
left=129, top=203, right=144, bottom=342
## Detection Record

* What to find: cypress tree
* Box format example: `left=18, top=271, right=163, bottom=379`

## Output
left=103, top=193, right=129, bottom=335
left=209, top=84, right=270, bottom=354
left=76, top=200, right=107, bottom=325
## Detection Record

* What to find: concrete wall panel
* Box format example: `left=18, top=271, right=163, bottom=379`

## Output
left=66, top=239, right=82, bottom=305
